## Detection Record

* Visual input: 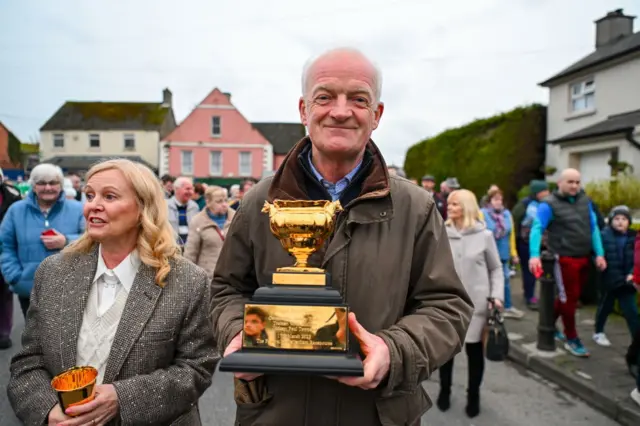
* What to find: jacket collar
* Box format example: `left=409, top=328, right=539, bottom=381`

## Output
left=267, top=136, right=390, bottom=205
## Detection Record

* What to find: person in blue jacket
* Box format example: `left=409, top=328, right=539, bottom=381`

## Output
left=592, top=205, right=638, bottom=347
left=0, top=163, right=85, bottom=317
left=528, top=168, right=606, bottom=358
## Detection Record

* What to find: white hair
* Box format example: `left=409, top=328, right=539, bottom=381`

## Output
left=173, top=176, right=193, bottom=189
left=29, top=163, right=64, bottom=185
left=65, top=187, right=77, bottom=198
left=301, top=47, right=383, bottom=104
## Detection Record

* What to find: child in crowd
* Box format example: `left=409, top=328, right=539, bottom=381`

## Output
left=629, top=227, right=640, bottom=407
left=593, top=205, right=638, bottom=348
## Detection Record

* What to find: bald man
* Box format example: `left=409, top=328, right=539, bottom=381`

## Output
left=529, top=168, right=606, bottom=358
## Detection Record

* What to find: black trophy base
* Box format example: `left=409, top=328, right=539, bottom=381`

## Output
left=252, top=285, right=343, bottom=304
left=219, top=350, right=364, bottom=376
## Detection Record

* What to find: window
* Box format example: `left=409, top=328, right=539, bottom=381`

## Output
left=181, top=150, right=193, bottom=175
left=123, top=134, right=135, bottom=150
left=53, top=133, right=64, bottom=148
left=239, top=151, right=252, bottom=176
left=210, top=151, right=222, bottom=175
left=211, top=116, right=221, bottom=137
left=89, top=133, right=100, bottom=148
left=570, top=79, right=595, bottom=112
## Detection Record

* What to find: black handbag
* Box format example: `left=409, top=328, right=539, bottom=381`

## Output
left=485, top=298, right=509, bottom=362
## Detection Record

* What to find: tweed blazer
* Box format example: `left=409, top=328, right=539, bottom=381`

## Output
left=7, top=246, right=219, bottom=426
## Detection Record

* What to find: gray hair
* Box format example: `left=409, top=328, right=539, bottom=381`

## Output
left=29, top=163, right=64, bottom=185
left=65, top=187, right=77, bottom=198
left=173, top=176, right=193, bottom=189
left=301, top=47, right=383, bottom=104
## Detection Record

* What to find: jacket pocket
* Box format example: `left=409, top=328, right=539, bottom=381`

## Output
left=138, top=328, right=175, bottom=343
left=375, top=387, right=430, bottom=426
left=234, top=377, right=273, bottom=426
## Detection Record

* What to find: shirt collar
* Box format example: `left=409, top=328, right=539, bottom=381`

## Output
left=307, top=149, right=362, bottom=188
left=94, top=244, right=142, bottom=293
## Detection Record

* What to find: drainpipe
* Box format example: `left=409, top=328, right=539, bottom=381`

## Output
left=625, top=129, right=640, bottom=150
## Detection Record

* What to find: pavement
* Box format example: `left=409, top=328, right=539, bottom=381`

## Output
left=505, top=274, right=640, bottom=426
left=0, top=291, right=626, bottom=425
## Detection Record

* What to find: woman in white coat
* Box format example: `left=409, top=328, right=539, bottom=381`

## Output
left=437, top=189, right=504, bottom=418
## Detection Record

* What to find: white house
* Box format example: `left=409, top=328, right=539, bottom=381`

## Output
left=39, top=89, right=177, bottom=173
left=540, top=8, right=640, bottom=184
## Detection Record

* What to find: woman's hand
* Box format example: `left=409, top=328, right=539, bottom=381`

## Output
left=58, top=384, right=119, bottom=426
left=488, top=299, right=504, bottom=311
left=48, top=404, right=71, bottom=425
left=511, top=256, right=520, bottom=265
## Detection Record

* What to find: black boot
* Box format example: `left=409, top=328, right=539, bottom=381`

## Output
left=437, top=359, right=454, bottom=412
left=436, top=387, right=451, bottom=412
left=465, top=390, right=480, bottom=418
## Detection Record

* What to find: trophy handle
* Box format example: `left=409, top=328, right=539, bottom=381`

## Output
left=261, top=201, right=275, bottom=215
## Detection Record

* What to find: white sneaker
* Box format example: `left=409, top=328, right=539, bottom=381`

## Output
left=592, top=333, right=611, bottom=347
left=503, top=307, right=524, bottom=319
left=631, top=388, right=640, bottom=407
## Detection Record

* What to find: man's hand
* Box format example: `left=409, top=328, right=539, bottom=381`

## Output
left=331, top=313, right=390, bottom=390
left=224, top=332, right=262, bottom=382
left=41, top=229, right=66, bottom=250
left=48, top=404, right=71, bottom=425
left=511, top=256, right=520, bottom=265
left=59, top=384, right=119, bottom=426
left=529, top=257, right=542, bottom=275
left=595, top=256, right=607, bottom=271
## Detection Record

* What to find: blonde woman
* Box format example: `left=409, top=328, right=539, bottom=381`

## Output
left=183, top=185, right=235, bottom=280
left=437, top=189, right=504, bottom=419
left=7, top=159, right=217, bottom=426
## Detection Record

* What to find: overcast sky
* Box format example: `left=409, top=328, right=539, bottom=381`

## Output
left=1, top=0, right=638, bottom=167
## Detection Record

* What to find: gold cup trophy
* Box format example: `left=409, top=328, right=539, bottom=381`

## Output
left=219, top=200, right=364, bottom=376
left=51, top=366, right=98, bottom=415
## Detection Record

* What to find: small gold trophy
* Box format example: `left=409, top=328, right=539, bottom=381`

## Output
left=219, top=200, right=364, bottom=376
left=51, top=366, right=98, bottom=415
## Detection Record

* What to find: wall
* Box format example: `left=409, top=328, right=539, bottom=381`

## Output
left=273, top=154, right=287, bottom=171
left=551, top=128, right=640, bottom=183
left=167, top=145, right=267, bottom=179
left=40, top=130, right=161, bottom=167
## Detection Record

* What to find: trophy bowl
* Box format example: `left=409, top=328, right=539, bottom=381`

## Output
left=262, top=199, right=342, bottom=272
left=51, top=366, right=98, bottom=415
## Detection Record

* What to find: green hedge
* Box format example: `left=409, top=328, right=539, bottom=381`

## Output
left=404, top=104, right=547, bottom=206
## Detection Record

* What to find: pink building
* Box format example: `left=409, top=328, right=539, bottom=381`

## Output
left=160, top=88, right=305, bottom=183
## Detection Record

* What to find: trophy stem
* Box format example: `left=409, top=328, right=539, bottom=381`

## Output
left=294, top=253, right=310, bottom=269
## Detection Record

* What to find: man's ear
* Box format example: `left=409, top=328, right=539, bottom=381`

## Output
left=299, top=97, right=308, bottom=126
left=371, top=102, right=384, bottom=130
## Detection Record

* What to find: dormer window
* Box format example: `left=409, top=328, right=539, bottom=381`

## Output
left=211, top=116, right=221, bottom=137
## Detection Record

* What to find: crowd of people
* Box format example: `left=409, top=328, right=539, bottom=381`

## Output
left=0, top=46, right=637, bottom=426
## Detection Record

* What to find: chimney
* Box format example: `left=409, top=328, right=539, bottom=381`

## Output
left=162, top=88, right=172, bottom=107
left=595, top=9, right=635, bottom=49
left=223, top=92, right=231, bottom=101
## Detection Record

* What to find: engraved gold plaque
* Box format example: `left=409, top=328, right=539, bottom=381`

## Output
left=51, top=366, right=98, bottom=415
left=243, top=304, right=348, bottom=351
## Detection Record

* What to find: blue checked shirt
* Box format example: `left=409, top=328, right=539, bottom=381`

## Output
left=307, top=150, right=362, bottom=201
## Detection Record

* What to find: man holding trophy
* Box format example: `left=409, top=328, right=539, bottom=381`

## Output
left=211, top=47, right=474, bottom=426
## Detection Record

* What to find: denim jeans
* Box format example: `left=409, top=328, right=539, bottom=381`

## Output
left=517, top=239, right=536, bottom=302
left=502, top=261, right=512, bottom=309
